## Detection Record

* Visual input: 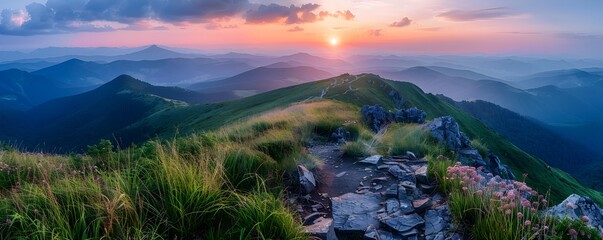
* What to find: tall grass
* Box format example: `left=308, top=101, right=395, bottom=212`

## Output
left=0, top=100, right=363, bottom=239
left=384, top=124, right=446, bottom=157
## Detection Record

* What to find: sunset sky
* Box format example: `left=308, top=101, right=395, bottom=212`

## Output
left=0, top=0, right=601, bottom=57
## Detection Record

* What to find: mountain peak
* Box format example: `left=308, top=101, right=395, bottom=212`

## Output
left=100, top=74, right=151, bottom=92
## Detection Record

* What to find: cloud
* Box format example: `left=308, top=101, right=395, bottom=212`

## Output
left=0, top=0, right=249, bottom=35
left=287, top=26, right=304, bottom=32
left=336, top=10, right=355, bottom=20
left=245, top=3, right=354, bottom=24
left=205, top=22, right=238, bottom=30
left=367, top=29, right=382, bottom=37
left=390, top=17, right=412, bottom=27
left=438, top=7, right=518, bottom=21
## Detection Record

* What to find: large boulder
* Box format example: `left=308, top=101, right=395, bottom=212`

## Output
left=547, top=194, right=603, bottom=234
left=406, top=108, right=427, bottom=124
left=361, top=105, right=393, bottom=132
left=425, top=116, right=468, bottom=150
left=394, top=108, right=427, bottom=124
left=331, top=193, right=382, bottom=237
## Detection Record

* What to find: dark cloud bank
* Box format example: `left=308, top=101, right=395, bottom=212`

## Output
left=0, top=0, right=353, bottom=35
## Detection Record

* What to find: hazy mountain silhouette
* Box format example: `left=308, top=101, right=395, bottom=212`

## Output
left=190, top=65, right=333, bottom=98
left=0, top=69, right=93, bottom=110
left=0, top=75, right=210, bottom=151
left=514, top=69, right=603, bottom=89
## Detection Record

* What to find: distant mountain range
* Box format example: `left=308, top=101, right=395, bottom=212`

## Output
left=382, top=66, right=603, bottom=124
left=512, top=69, right=603, bottom=89
left=190, top=65, right=333, bottom=98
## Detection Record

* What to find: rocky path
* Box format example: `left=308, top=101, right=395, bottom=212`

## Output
left=299, top=143, right=459, bottom=240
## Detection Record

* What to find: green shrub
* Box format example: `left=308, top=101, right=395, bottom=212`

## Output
left=389, top=125, right=430, bottom=157
left=229, top=192, right=307, bottom=240
left=471, top=139, right=489, bottom=159
left=254, top=130, right=300, bottom=164
left=312, top=119, right=341, bottom=138
left=223, top=148, right=277, bottom=191
left=342, top=141, right=369, bottom=158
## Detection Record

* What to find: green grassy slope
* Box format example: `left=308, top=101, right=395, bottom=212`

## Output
left=121, top=74, right=602, bottom=204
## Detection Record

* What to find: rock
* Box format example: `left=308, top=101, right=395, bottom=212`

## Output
left=332, top=193, right=383, bottom=236
left=377, top=165, right=390, bottom=170
left=304, top=212, right=327, bottom=225
left=361, top=105, right=393, bottom=132
left=372, top=177, right=388, bottom=182
left=394, top=108, right=427, bottom=124
left=381, top=213, right=425, bottom=233
left=331, top=127, right=351, bottom=144
left=399, top=199, right=415, bottom=214
left=385, top=184, right=398, bottom=198
left=364, top=226, right=401, bottom=240
left=425, top=205, right=453, bottom=240
left=398, top=186, right=409, bottom=200
left=298, top=165, right=316, bottom=194
left=385, top=199, right=401, bottom=215
left=547, top=194, right=603, bottom=233
left=360, top=155, right=383, bottom=165
left=458, top=149, right=487, bottom=168
left=413, top=198, right=432, bottom=214
left=335, top=171, right=347, bottom=178
left=305, top=217, right=338, bottom=240
left=419, top=184, right=436, bottom=194
left=487, top=152, right=515, bottom=180
left=406, top=107, right=427, bottom=124
left=415, top=165, right=429, bottom=184
left=406, top=151, right=417, bottom=160
left=424, top=116, right=463, bottom=150
left=388, top=165, right=416, bottom=183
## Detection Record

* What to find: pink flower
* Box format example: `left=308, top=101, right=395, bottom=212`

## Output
left=521, top=200, right=531, bottom=207
left=582, top=215, right=590, bottom=222
left=476, top=190, right=483, bottom=196
left=517, top=212, right=524, bottom=219
left=543, top=226, right=549, bottom=233
left=462, top=187, right=468, bottom=191
left=524, top=220, right=531, bottom=226
left=505, top=209, right=512, bottom=215
left=569, top=229, right=577, bottom=236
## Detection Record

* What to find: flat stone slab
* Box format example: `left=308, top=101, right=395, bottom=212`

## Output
left=304, top=217, right=337, bottom=240
left=388, top=165, right=416, bottom=183
left=413, top=198, right=432, bottom=214
left=381, top=213, right=425, bottom=233
left=360, top=155, right=383, bottom=165
left=331, top=193, right=382, bottom=235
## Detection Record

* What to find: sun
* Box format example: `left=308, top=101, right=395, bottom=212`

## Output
left=329, top=37, right=339, bottom=46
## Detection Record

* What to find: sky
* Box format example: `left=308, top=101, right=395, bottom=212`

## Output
left=0, top=0, right=602, bottom=57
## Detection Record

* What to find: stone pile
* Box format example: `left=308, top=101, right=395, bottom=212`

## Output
left=305, top=152, right=460, bottom=240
